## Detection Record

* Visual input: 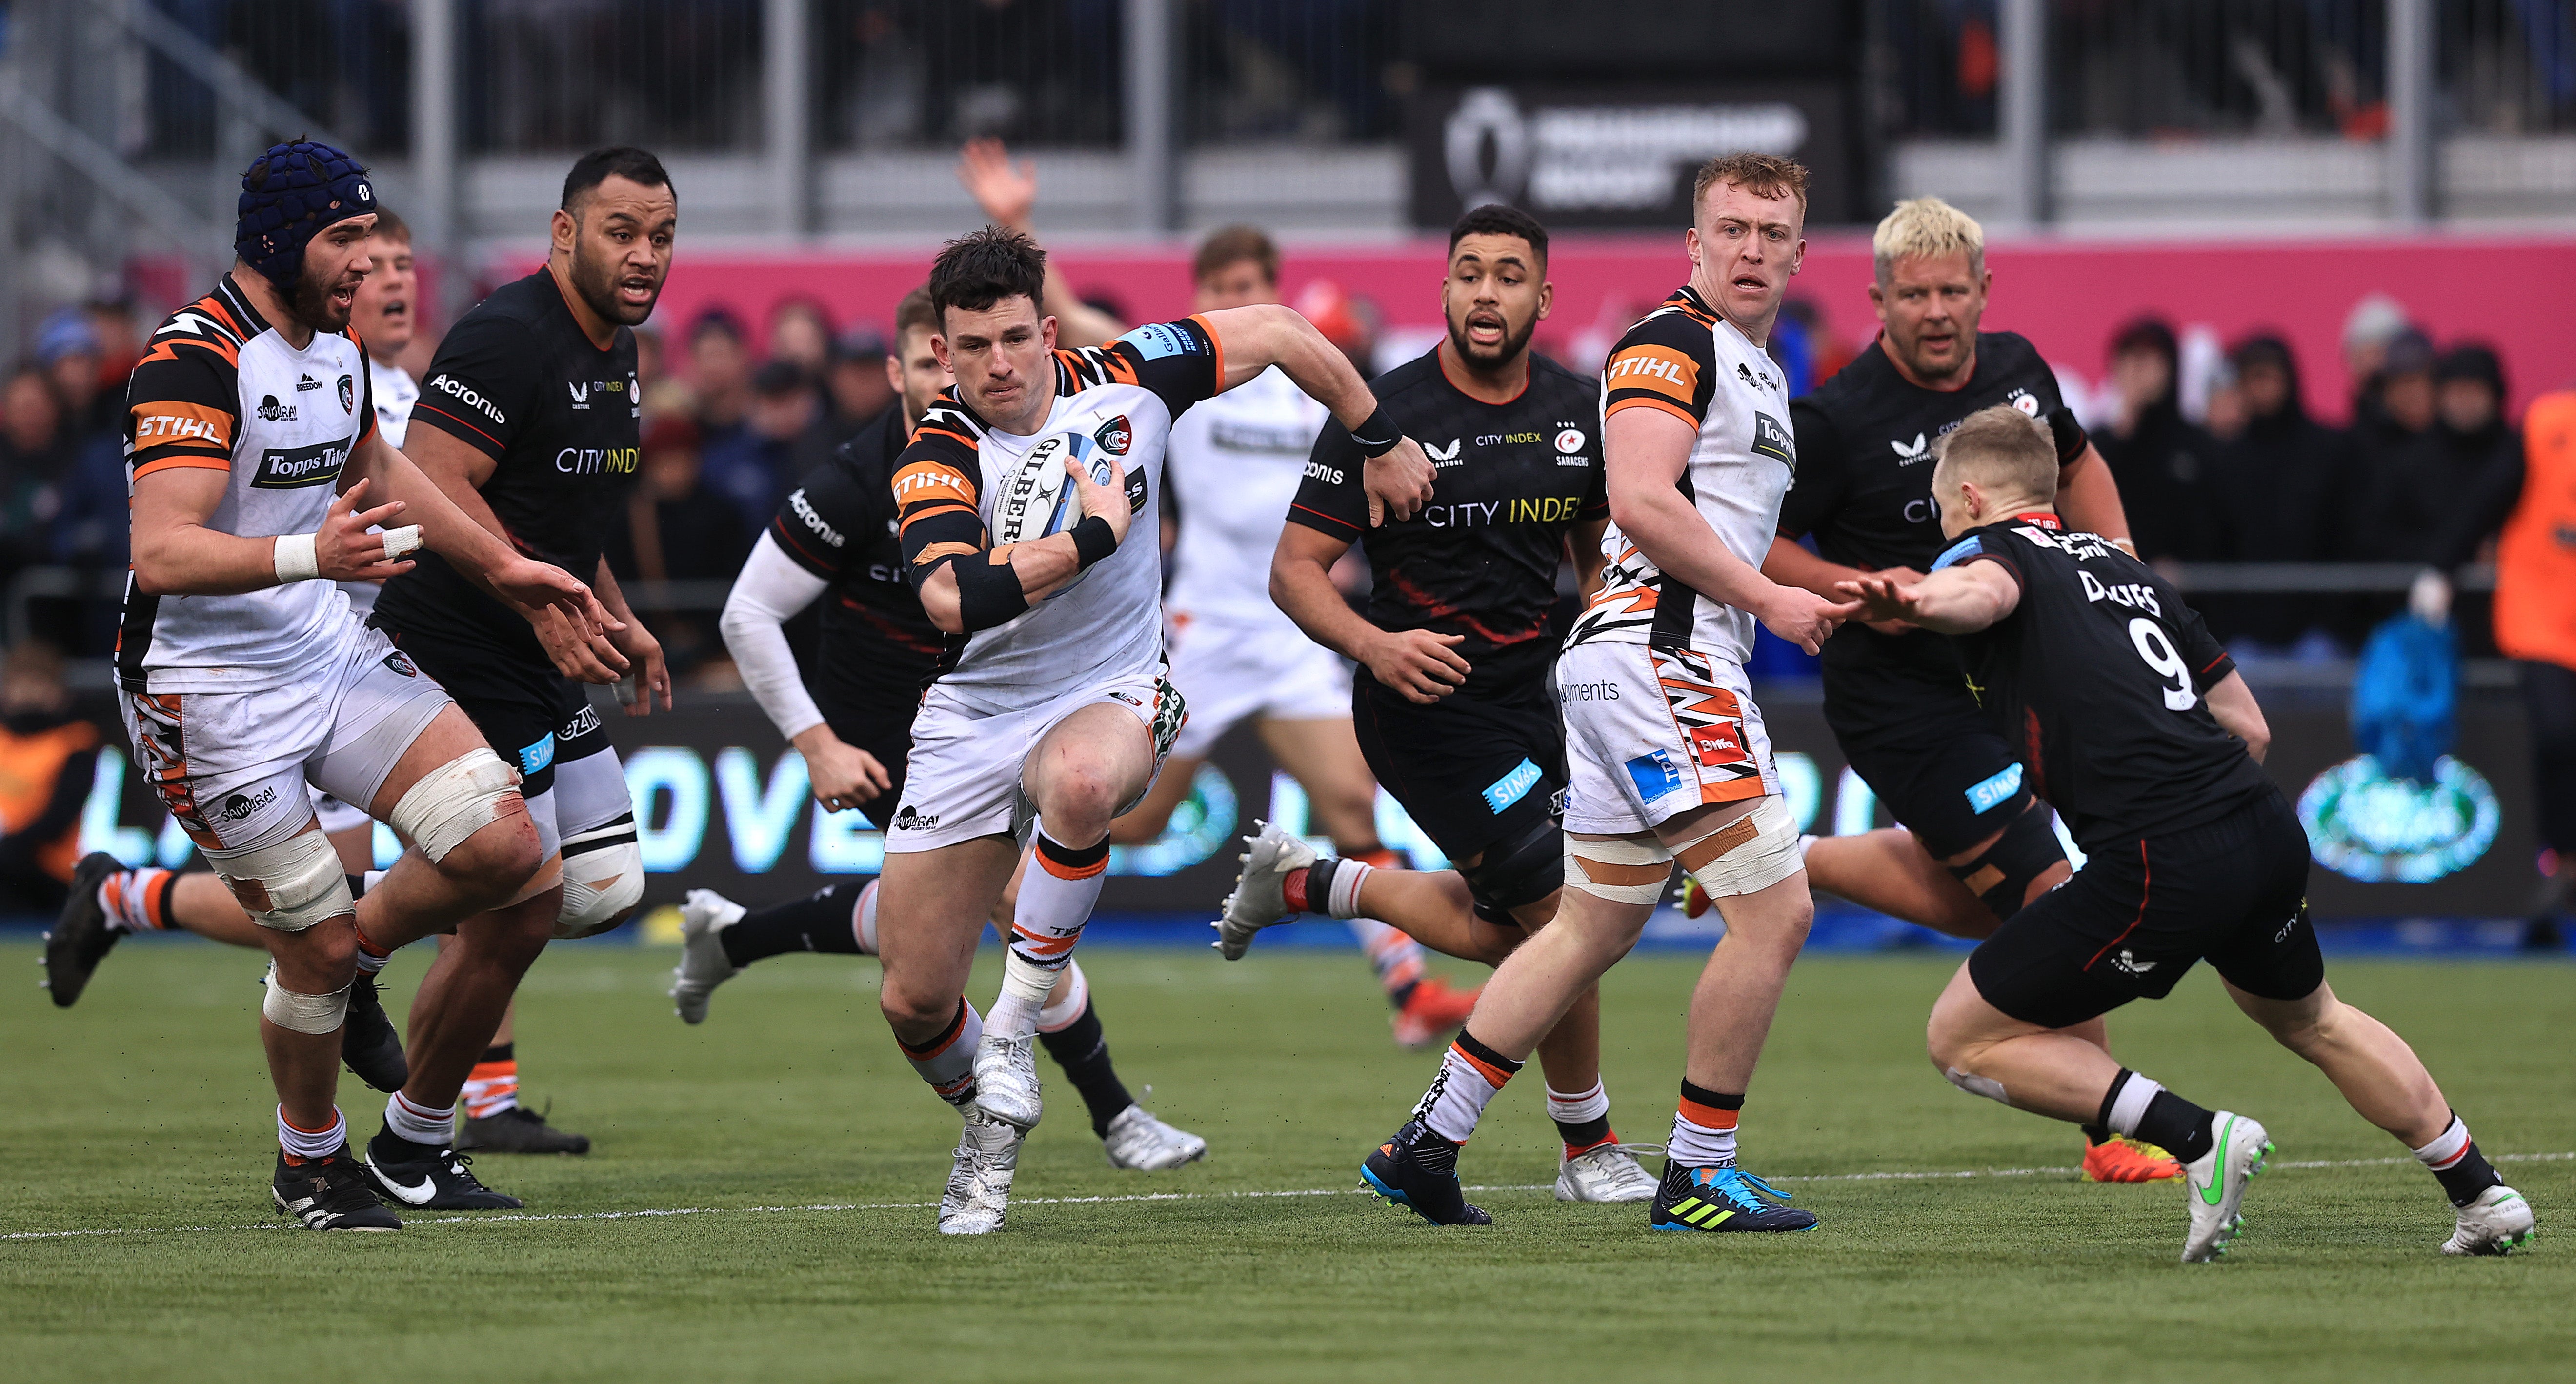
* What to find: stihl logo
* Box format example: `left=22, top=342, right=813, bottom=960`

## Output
left=1608, top=355, right=1688, bottom=387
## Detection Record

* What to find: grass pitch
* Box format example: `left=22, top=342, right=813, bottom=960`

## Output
left=3, top=937, right=2569, bottom=1383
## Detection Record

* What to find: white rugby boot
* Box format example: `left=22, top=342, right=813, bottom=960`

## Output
left=669, top=889, right=745, bottom=1025
left=2443, top=1184, right=2536, bottom=1256
left=971, top=1031, right=1044, bottom=1130
left=1101, top=1103, right=1209, bottom=1171
left=938, top=1108, right=1025, bottom=1236
left=2179, top=1111, right=2272, bottom=1263
left=1214, top=820, right=1316, bottom=960
left=1556, top=1142, right=1662, bottom=1203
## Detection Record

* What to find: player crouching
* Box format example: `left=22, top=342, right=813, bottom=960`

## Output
left=124, top=142, right=617, bottom=1230
left=1844, top=407, right=2534, bottom=1261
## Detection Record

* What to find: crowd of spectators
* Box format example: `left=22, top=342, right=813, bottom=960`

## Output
left=0, top=301, right=151, bottom=657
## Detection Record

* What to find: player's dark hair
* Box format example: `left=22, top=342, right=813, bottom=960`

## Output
left=894, top=285, right=939, bottom=343
left=1692, top=152, right=1810, bottom=216
left=928, top=226, right=1047, bottom=326
left=1934, top=405, right=2058, bottom=501
left=1192, top=225, right=1279, bottom=286
left=368, top=205, right=410, bottom=244
left=561, top=145, right=674, bottom=215
left=1448, top=204, right=1549, bottom=267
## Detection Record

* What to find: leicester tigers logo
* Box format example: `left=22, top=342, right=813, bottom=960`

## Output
left=338, top=374, right=355, bottom=414
left=1093, top=414, right=1132, bottom=456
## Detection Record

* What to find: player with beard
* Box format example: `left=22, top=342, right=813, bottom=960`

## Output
left=1222, top=205, right=1663, bottom=1204
left=878, top=226, right=1433, bottom=1234
left=674, top=285, right=1208, bottom=1172
left=58, top=206, right=592, bottom=1154
left=110, top=140, right=615, bottom=1230
left=1847, top=406, right=2533, bottom=1261
left=1748, top=198, right=2169, bottom=1183
left=356, top=147, right=673, bottom=1208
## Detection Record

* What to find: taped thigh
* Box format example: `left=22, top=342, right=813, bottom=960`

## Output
left=1677, top=795, right=1802, bottom=900
left=1944, top=798, right=2068, bottom=921
left=390, top=746, right=523, bottom=864
left=1562, top=833, right=1674, bottom=905
left=209, top=827, right=356, bottom=933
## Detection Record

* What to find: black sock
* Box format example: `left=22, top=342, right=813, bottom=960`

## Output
left=2427, top=1114, right=2506, bottom=1207
left=1554, top=1113, right=1613, bottom=1153
left=481, top=1042, right=512, bottom=1065
left=2081, top=1124, right=2113, bottom=1145
left=718, top=882, right=869, bottom=966
left=2134, top=1090, right=2218, bottom=1164
left=1034, top=998, right=1134, bottom=1138
left=345, top=872, right=369, bottom=899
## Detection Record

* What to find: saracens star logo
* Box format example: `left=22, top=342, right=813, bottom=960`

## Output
left=1093, top=414, right=1132, bottom=456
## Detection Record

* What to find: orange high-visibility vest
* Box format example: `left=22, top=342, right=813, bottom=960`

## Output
left=0, top=718, right=99, bottom=883
left=2496, top=390, right=2576, bottom=672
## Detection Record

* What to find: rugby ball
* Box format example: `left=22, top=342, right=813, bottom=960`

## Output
left=991, top=432, right=1115, bottom=545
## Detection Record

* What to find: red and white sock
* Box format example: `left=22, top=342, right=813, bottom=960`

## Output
left=100, top=867, right=177, bottom=933
left=992, top=826, right=1108, bottom=1038
left=277, top=1105, right=345, bottom=1162
left=898, top=999, right=983, bottom=1107
left=383, top=1090, right=455, bottom=1146
left=1547, top=1078, right=1617, bottom=1156
left=463, top=1043, right=519, bottom=1120
left=1414, top=1030, right=1523, bottom=1144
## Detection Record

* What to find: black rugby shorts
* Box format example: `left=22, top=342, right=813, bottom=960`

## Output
left=1352, top=675, right=1563, bottom=863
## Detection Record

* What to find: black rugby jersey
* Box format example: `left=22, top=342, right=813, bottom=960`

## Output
left=1287, top=348, right=1604, bottom=700
left=1938, top=515, right=2270, bottom=846
left=375, top=269, right=641, bottom=658
left=767, top=405, right=944, bottom=719
left=1779, top=331, right=2087, bottom=731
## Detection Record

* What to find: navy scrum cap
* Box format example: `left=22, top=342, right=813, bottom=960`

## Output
left=235, top=139, right=376, bottom=291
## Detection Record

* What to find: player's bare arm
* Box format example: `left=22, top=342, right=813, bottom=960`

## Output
left=130, top=467, right=414, bottom=595
left=915, top=452, right=1131, bottom=631
left=1763, top=537, right=1925, bottom=636
left=589, top=559, right=672, bottom=714
left=2203, top=671, right=2271, bottom=763
left=1606, top=405, right=1854, bottom=653
left=1270, top=521, right=1467, bottom=703
left=1836, top=561, right=2021, bottom=636
left=1570, top=515, right=1612, bottom=605
left=1194, top=303, right=1436, bottom=524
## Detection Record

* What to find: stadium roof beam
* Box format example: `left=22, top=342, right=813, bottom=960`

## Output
left=1998, top=0, right=2050, bottom=228
left=2388, top=0, right=2438, bottom=225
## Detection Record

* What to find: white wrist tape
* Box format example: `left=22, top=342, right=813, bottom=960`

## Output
left=382, top=525, right=423, bottom=561
left=273, top=532, right=321, bottom=583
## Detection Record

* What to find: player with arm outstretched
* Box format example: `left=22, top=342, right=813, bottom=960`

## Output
left=1354, top=155, right=1858, bottom=1233
left=109, top=141, right=616, bottom=1231
left=1220, top=206, right=1663, bottom=1203
left=1847, top=405, right=2533, bottom=1261
left=1752, top=197, right=2169, bottom=1183
left=672, top=285, right=1206, bottom=1172
left=877, top=226, right=1434, bottom=1235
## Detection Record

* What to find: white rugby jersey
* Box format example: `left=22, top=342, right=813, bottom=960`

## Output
left=368, top=357, right=418, bottom=449
left=118, top=274, right=378, bottom=694
left=1567, top=285, right=1796, bottom=667
left=892, top=317, right=1225, bottom=713
left=1163, top=364, right=1326, bottom=625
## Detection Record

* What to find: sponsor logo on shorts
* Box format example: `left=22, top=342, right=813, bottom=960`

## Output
left=211, top=784, right=278, bottom=823
left=518, top=733, right=556, bottom=778
left=250, top=438, right=353, bottom=489
left=891, top=805, right=939, bottom=831
left=2110, top=949, right=2156, bottom=976
left=1963, top=762, right=2024, bottom=815
left=1625, top=749, right=1683, bottom=802
left=255, top=394, right=298, bottom=422
left=381, top=650, right=419, bottom=678
left=558, top=703, right=602, bottom=742
left=1094, top=414, right=1132, bottom=456
left=1483, top=758, right=1543, bottom=814
left=1560, top=680, right=1619, bottom=702
left=1550, top=785, right=1572, bottom=816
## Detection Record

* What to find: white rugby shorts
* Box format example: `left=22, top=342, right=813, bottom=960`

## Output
left=1557, top=640, right=1779, bottom=837
left=1163, top=609, right=1348, bottom=760
left=884, top=670, right=1184, bottom=853
left=121, top=626, right=453, bottom=854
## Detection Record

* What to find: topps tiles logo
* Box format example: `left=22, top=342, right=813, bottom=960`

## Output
left=251, top=438, right=353, bottom=489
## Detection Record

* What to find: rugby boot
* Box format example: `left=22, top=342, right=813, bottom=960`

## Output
left=1557, top=1141, right=1661, bottom=1202
left=2179, top=1111, right=2272, bottom=1263
left=1649, top=1160, right=1818, bottom=1232
left=2082, top=1133, right=2183, bottom=1183
left=1100, top=1103, right=1208, bottom=1171
left=1390, top=975, right=1479, bottom=1050
left=456, top=1102, right=591, bottom=1154
left=1359, top=1119, right=1490, bottom=1226
left=339, top=970, right=409, bottom=1093
left=669, top=888, right=745, bottom=1024
left=272, top=1145, right=402, bottom=1231
left=42, top=852, right=124, bottom=1008
left=971, top=1030, right=1044, bottom=1130
left=2443, top=1184, right=2536, bottom=1256
left=939, top=1107, right=1024, bottom=1235
left=363, top=1129, right=524, bottom=1210
left=1213, top=820, right=1315, bottom=960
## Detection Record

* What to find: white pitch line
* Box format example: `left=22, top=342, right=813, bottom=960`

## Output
left=6, top=1152, right=2566, bottom=1244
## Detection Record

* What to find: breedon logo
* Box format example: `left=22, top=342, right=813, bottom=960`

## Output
left=2298, top=753, right=2500, bottom=883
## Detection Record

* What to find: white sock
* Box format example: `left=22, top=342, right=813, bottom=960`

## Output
left=2104, top=1072, right=2165, bottom=1139
left=1413, top=1036, right=1521, bottom=1144
left=1546, top=1079, right=1610, bottom=1127
left=277, top=1105, right=345, bottom=1159
left=1324, top=859, right=1375, bottom=918
left=2413, top=1115, right=2471, bottom=1169
left=1004, top=823, right=1107, bottom=989
left=382, top=1090, right=454, bottom=1147
left=1668, top=1089, right=1741, bottom=1166
left=986, top=950, right=1061, bottom=1040
left=900, top=1000, right=982, bottom=1107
